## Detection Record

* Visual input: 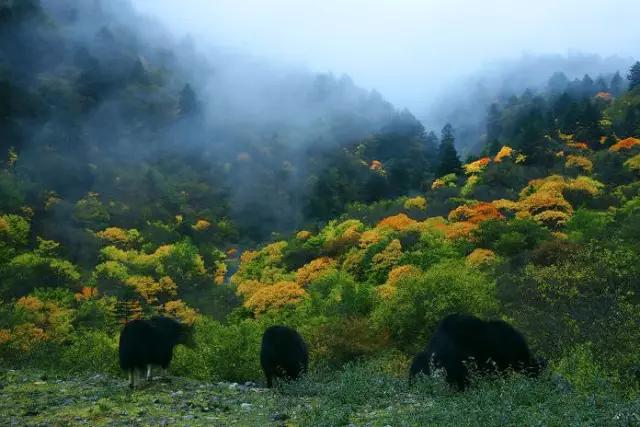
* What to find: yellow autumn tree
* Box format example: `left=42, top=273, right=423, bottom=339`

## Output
left=378, top=213, right=417, bottom=231
left=494, top=146, right=513, bottom=162
left=624, top=154, right=640, bottom=173
left=376, top=264, right=423, bottom=299
left=236, top=279, right=265, bottom=300
left=466, top=248, right=497, bottom=267
left=565, top=155, right=593, bottom=173
left=244, top=281, right=307, bottom=314
left=371, top=239, right=403, bottom=279
left=463, top=157, right=491, bottom=175
left=192, top=219, right=212, bottom=231
left=514, top=175, right=602, bottom=228
left=163, top=300, right=199, bottom=325
left=124, top=275, right=177, bottom=304
left=448, top=202, right=504, bottom=224
left=403, top=196, right=427, bottom=211
left=295, top=257, right=337, bottom=287
left=296, top=230, right=312, bottom=241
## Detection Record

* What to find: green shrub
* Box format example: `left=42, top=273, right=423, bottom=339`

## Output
left=371, top=260, right=499, bottom=352
left=172, top=317, right=262, bottom=382
left=59, top=330, right=119, bottom=375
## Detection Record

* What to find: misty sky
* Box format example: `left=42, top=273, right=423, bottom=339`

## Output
left=132, top=0, right=640, bottom=113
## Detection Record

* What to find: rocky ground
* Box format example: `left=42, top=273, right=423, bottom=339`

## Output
left=1, top=368, right=639, bottom=426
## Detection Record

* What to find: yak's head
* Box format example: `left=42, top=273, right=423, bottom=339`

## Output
left=526, top=356, right=547, bottom=377
left=179, top=323, right=197, bottom=349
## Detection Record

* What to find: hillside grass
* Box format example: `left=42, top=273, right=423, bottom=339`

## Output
left=2, top=363, right=638, bottom=426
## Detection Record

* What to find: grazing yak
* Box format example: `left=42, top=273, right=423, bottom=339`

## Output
left=410, top=314, right=545, bottom=390
left=119, top=316, right=194, bottom=388
left=260, top=325, right=308, bottom=388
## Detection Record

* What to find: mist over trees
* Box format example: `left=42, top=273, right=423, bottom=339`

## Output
left=1, top=0, right=640, bottom=416
left=423, top=53, right=635, bottom=156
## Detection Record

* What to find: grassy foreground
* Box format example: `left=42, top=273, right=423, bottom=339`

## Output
left=1, top=365, right=639, bottom=427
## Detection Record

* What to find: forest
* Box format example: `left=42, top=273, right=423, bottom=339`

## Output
left=1, top=0, right=640, bottom=425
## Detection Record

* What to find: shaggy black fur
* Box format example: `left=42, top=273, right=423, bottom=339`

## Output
left=410, top=314, right=545, bottom=390
left=260, top=325, right=308, bottom=388
left=119, top=316, right=193, bottom=387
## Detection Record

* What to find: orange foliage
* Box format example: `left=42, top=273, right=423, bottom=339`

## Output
left=594, top=92, right=612, bottom=101
left=444, top=221, right=477, bottom=240
left=494, top=146, right=513, bottom=162
left=0, top=216, right=8, bottom=235
left=609, top=137, right=640, bottom=152
left=236, top=279, right=264, bottom=299
left=0, top=329, right=10, bottom=345
left=378, top=213, right=417, bottom=231
left=244, top=281, right=307, bottom=314
left=466, top=248, right=497, bottom=267
left=74, top=286, right=99, bottom=301
left=448, top=202, right=503, bottom=224
left=295, top=257, right=336, bottom=287
left=370, top=160, right=384, bottom=171
left=163, top=300, right=198, bottom=325
left=11, top=323, right=47, bottom=352
left=16, top=296, right=44, bottom=312
left=567, top=142, right=589, bottom=150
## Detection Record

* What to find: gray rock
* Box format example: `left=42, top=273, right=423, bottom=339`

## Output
left=271, top=412, right=289, bottom=421
left=240, top=403, right=253, bottom=410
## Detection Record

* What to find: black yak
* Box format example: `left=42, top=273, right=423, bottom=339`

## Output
left=260, top=325, right=308, bottom=388
left=410, top=314, right=545, bottom=390
left=119, top=316, right=194, bottom=388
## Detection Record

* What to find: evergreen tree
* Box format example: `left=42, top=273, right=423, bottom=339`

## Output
left=179, top=83, right=199, bottom=116
left=581, top=74, right=594, bottom=95
left=594, top=76, right=608, bottom=93
left=628, top=61, right=640, bottom=90
left=611, top=71, right=625, bottom=96
left=547, top=72, right=569, bottom=93
left=436, top=123, right=461, bottom=176
left=424, top=131, right=439, bottom=159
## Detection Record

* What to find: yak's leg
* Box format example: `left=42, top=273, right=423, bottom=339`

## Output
left=146, top=365, right=152, bottom=381
left=129, top=370, right=135, bottom=389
